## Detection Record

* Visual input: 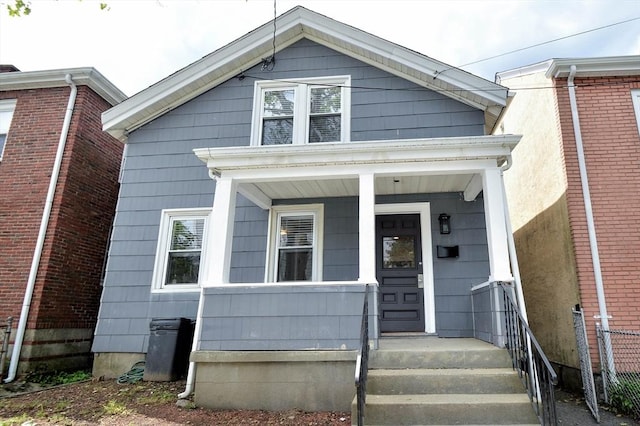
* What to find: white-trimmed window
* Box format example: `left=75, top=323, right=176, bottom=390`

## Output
left=152, top=208, right=210, bottom=291
left=0, top=99, right=17, bottom=161
left=632, top=90, right=640, bottom=136
left=268, top=204, right=324, bottom=282
left=251, top=76, right=350, bottom=146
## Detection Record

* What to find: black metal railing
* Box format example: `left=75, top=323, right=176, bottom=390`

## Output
left=1, top=316, right=13, bottom=381
left=355, top=284, right=369, bottom=426
left=500, top=282, right=558, bottom=425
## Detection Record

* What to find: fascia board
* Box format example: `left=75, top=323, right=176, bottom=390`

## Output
left=194, top=135, right=521, bottom=175
left=0, top=67, right=127, bottom=105
left=546, top=56, right=640, bottom=78
left=288, top=10, right=507, bottom=109
left=496, top=60, right=554, bottom=83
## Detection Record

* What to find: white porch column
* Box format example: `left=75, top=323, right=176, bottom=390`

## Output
left=203, top=176, right=238, bottom=285
left=482, top=168, right=512, bottom=282
left=358, top=173, right=377, bottom=283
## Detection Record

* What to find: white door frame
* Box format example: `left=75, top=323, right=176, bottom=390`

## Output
left=375, top=202, right=436, bottom=333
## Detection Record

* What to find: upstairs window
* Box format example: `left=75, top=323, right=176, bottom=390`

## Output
left=251, top=76, right=350, bottom=146
left=0, top=99, right=17, bottom=161
left=633, top=90, right=640, bottom=136
left=152, top=208, right=210, bottom=292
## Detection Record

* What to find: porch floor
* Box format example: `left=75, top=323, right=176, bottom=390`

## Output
left=377, top=336, right=499, bottom=352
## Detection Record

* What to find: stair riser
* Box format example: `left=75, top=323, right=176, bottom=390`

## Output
left=368, top=373, right=523, bottom=394
left=360, top=402, right=537, bottom=425
left=370, top=350, right=512, bottom=369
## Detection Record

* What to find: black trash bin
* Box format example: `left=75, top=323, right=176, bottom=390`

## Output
left=143, top=317, right=194, bottom=382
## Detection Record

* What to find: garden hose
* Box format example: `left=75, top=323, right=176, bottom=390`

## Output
left=116, top=360, right=145, bottom=384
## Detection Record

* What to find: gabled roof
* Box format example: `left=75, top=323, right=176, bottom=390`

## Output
left=0, top=67, right=127, bottom=106
left=103, top=6, right=508, bottom=141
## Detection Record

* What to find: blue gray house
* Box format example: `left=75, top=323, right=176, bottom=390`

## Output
left=93, top=6, right=524, bottom=416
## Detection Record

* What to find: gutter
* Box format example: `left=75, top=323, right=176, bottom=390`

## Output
left=4, top=74, right=78, bottom=383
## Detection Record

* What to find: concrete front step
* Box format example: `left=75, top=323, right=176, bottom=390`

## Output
left=354, top=393, right=539, bottom=425
left=368, top=368, right=524, bottom=395
left=370, top=346, right=512, bottom=369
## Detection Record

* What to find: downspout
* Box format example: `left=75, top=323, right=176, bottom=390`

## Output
left=566, top=66, right=615, bottom=374
left=499, top=154, right=529, bottom=321
left=566, top=66, right=611, bottom=329
left=4, top=75, right=77, bottom=383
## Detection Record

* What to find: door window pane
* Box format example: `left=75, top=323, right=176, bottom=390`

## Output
left=382, top=235, right=416, bottom=269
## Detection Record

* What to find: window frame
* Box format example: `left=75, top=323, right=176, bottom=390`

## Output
left=632, top=90, right=640, bottom=137
left=151, top=208, right=210, bottom=293
left=266, top=204, right=324, bottom=283
left=250, top=76, right=351, bottom=147
left=0, top=99, right=17, bottom=161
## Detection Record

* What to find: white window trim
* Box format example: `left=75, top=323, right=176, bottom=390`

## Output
left=0, top=99, right=17, bottom=161
left=266, top=204, right=324, bottom=282
left=151, top=208, right=211, bottom=293
left=250, top=75, right=351, bottom=146
left=632, top=90, right=640, bottom=137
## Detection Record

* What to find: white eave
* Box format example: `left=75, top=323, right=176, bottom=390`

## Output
left=0, top=67, right=127, bottom=106
left=103, top=6, right=508, bottom=142
left=547, top=55, right=640, bottom=78
left=194, top=135, right=520, bottom=175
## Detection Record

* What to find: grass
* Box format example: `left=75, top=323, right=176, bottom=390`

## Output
left=24, top=368, right=91, bottom=386
left=102, top=400, right=130, bottom=416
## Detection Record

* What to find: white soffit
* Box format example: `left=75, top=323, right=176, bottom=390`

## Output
left=102, top=6, right=508, bottom=141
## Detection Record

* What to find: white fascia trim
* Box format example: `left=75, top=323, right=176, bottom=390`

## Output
left=495, top=60, right=555, bottom=84
left=299, top=19, right=507, bottom=109
left=547, top=56, right=640, bottom=78
left=194, top=135, right=521, bottom=175
left=0, top=67, right=126, bottom=105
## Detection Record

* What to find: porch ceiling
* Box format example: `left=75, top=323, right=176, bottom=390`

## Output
left=248, top=174, right=477, bottom=199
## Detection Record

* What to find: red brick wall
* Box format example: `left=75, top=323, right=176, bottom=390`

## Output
left=0, top=85, right=122, bottom=332
left=555, top=76, right=640, bottom=361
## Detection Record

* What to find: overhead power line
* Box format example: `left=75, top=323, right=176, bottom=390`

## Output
left=459, top=16, right=640, bottom=68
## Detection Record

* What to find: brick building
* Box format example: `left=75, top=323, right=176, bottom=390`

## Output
left=495, top=56, right=640, bottom=387
left=0, top=66, right=126, bottom=379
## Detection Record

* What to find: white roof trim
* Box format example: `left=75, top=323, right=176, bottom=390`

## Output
left=0, top=67, right=127, bottom=106
left=103, top=6, right=508, bottom=142
left=194, top=135, right=521, bottom=177
left=547, top=56, right=640, bottom=78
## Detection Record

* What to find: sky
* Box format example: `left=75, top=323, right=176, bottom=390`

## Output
left=0, top=0, right=639, bottom=96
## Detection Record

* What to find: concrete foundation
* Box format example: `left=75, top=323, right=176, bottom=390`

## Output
left=92, top=352, right=146, bottom=379
left=191, top=350, right=357, bottom=411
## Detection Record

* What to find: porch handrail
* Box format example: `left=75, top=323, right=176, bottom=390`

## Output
left=499, top=282, right=557, bottom=425
left=354, top=284, right=369, bottom=426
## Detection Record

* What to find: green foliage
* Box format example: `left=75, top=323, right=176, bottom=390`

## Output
left=102, top=400, right=129, bottom=416
left=24, top=367, right=91, bottom=386
left=609, top=376, right=640, bottom=416
left=6, top=0, right=30, bottom=16
left=5, top=0, right=109, bottom=17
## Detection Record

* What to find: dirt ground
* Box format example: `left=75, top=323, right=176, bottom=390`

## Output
left=0, top=379, right=350, bottom=425
left=1, top=379, right=639, bottom=425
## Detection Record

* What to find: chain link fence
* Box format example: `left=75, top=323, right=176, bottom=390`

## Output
left=572, top=307, right=599, bottom=421
left=597, top=325, right=640, bottom=418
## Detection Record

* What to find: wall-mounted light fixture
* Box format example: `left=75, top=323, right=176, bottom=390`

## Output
left=438, top=213, right=451, bottom=234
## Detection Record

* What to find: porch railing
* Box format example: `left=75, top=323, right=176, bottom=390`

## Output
left=1, top=316, right=13, bottom=381
left=500, top=282, right=558, bottom=425
left=354, top=284, right=369, bottom=426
